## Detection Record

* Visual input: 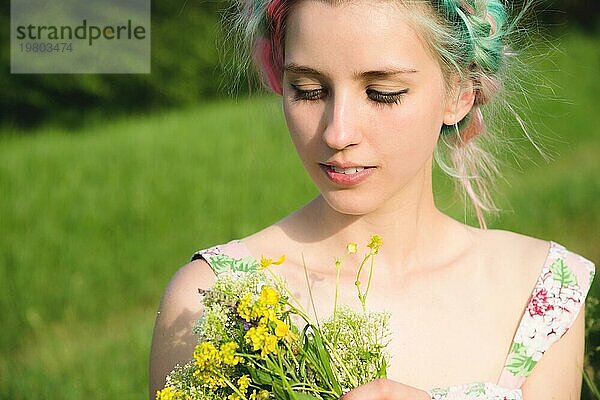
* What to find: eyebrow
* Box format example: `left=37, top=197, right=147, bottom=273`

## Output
left=283, top=63, right=418, bottom=81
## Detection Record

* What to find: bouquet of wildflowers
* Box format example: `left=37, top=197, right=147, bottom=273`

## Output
left=157, top=235, right=390, bottom=400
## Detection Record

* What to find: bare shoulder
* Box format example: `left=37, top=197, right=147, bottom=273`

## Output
left=241, top=223, right=293, bottom=258
left=149, top=258, right=216, bottom=398
left=475, top=228, right=552, bottom=293
left=156, top=259, right=216, bottom=323
left=479, top=228, right=551, bottom=260
left=490, top=227, right=550, bottom=253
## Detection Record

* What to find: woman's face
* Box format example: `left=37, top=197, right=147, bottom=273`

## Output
left=282, top=1, right=458, bottom=215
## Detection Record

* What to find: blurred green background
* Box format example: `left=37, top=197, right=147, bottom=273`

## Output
left=1, top=1, right=599, bottom=399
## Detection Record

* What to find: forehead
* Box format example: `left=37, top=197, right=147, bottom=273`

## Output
left=283, top=1, right=438, bottom=77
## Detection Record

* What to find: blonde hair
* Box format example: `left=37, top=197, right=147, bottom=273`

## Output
left=223, top=0, right=539, bottom=228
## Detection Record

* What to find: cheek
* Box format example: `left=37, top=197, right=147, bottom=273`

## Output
left=282, top=99, right=323, bottom=158
left=373, top=96, right=445, bottom=169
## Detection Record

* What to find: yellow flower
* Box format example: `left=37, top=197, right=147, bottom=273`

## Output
left=237, top=292, right=253, bottom=322
left=259, top=286, right=279, bottom=306
left=262, top=334, right=278, bottom=357
left=259, top=254, right=285, bottom=270
left=250, top=390, right=270, bottom=400
left=238, top=374, right=251, bottom=393
left=193, top=342, right=228, bottom=389
left=367, top=234, right=383, bottom=254
left=156, top=387, right=179, bottom=400
left=258, top=314, right=276, bottom=327
left=220, top=341, right=242, bottom=366
left=251, top=302, right=271, bottom=322
left=225, top=375, right=251, bottom=400
left=274, top=319, right=289, bottom=338
left=195, top=371, right=225, bottom=389
left=346, top=242, right=358, bottom=254
left=194, top=342, right=221, bottom=369
left=245, top=325, right=279, bottom=357
left=245, top=325, right=268, bottom=352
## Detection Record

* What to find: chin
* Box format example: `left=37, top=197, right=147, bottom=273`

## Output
left=319, top=189, right=381, bottom=216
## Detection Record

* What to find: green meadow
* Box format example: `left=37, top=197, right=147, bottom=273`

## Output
left=1, top=32, right=598, bottom=399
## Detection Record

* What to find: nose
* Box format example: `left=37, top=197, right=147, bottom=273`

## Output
left=321, top=89, right=362, bottom=150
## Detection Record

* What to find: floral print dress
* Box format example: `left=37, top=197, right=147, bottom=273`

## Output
left=190, top=240, right=596, bottom=400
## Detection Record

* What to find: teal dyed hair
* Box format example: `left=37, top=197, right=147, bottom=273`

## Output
left=435, top=0, right=508, bottom=74
left=415, top=0, right=524, bottom=228
left=225, top=0, right=536, bottom=228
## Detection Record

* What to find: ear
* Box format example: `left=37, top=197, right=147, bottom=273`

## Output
left=443, top=78, right=475, bottom=125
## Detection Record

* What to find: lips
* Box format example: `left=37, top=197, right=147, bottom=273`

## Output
left=320, top=163, right=376, bottom=175
left=319, top=163, right=376, bottom=185
left=329, top=165, right=365, bottom=174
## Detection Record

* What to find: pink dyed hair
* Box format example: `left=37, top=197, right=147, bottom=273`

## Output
left=253, top=0, right=288, bottom=95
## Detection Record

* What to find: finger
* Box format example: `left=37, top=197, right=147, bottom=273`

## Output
left=340, top=379, right=401, bottom=400
left=340, top=379, right=431, bottom=400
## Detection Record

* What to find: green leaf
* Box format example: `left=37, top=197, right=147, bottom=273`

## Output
left=509, top=341, right=527, bottom=356
left=209, top=254, right=235, bottom=274
left=208, top=254, right=259, bottom=274
left=377, top=357, right=387, bottom=378
left=429, top=387, right=450, bottom=396
left=310, top=328, right=342, bottom=394
left=506, top=353, right=537, bottom=377
left=550, top=258, right=578, bottom=288
left=248, top=368, right=273, bottom=385
left=294, top=393, right=323, bottom=400
left=464, top=382, right=486, bottom=395
left=272, top=383, right=289, bottom=400
left=231, top=257, right=260, bottom=272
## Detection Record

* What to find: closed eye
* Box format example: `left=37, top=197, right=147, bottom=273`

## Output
left=366, top=88, right=408, bottom=107
left=290, top=85, right=325, bottom=102
left=290, top=84, right=408, bottom=107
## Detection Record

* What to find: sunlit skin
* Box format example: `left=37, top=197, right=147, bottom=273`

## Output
left=281, top=2, right=473, bottom=398
left=284, top=4, right=444, bottom=215
left=282, top=1, right=474, bottom=276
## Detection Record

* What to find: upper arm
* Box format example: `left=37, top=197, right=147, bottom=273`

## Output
left=521, top=305, right=586, bottom=400
left=148, top=259, right=216, bottom=399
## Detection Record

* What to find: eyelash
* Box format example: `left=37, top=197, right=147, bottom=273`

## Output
left=290, top=85, right=408, bottom=107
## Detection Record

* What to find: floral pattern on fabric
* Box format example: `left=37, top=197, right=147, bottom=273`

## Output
left=427, top=241, right=595, bottom=399
left=504, top=248, right=593, bottom=377
left=427, top=382, right=522, bottom=399
left=192, top=240, right=595, bottom=400
left=191, top=244, right=260, bottom=275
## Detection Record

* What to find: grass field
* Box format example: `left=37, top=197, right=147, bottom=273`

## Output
left=1, top=31, right=599, bottom=399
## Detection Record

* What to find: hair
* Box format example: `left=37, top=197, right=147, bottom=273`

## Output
left=222, top=0, right=538, bottom=229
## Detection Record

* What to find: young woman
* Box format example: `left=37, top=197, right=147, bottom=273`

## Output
left=149, top=1, right=596, bottom=398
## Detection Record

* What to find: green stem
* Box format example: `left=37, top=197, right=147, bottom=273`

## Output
left=216, top=372, right=248, bottom=400
left=310, top=329, right=358, bottom=389
left=334, top=260, right=341, bottom=318
left=276, top=351, right=296, bottom=395
left=301, top=253, right=320, bottom=327
left=263, top=266, right=311, bottom=321
left=282, top=340, right=300, bottom=368
left=362, top=255, right=375, bottom=311
left=583, top=366, right=600, bottom=399
left=354, top=253, right=370, bottom=312
left=289, top=384, right=338, bottom=395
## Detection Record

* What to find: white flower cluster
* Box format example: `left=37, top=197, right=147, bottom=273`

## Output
left=321, top=306, right=391, bottom=390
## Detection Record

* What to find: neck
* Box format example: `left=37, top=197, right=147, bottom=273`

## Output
left=286, top=165, right=475, bottom=275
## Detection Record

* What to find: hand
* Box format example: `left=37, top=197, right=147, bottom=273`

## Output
left=340, top=378, right=431, bottom=400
